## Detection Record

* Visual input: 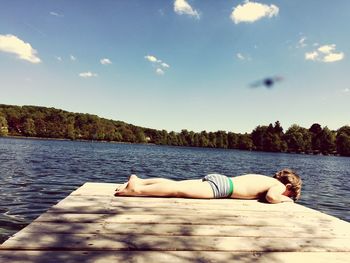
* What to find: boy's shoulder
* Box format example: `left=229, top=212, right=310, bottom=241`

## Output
left=238, top=174, right=276, bottom=179
left=235, top=174, right=283, bottom=185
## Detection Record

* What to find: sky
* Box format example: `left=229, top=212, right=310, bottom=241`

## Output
left=0, top=0, right=349, bottom=133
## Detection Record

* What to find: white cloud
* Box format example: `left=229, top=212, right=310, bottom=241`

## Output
left=55, top=56, right=62, bottom=61
left=174, top=0, right=200, bottom=19
left=161, top=62, right=170, bottom=68
left=70, top=55, right=76, bottom=61
left=156, top=68, right=164, bottom=75
left=305, top=44, right=344, bottom=63
left=144, top=55, right=160, bottom=63
left=79, top=71, right=98, bottom=78
left=318, top=44, right=335, bottom=54
left=323, top=52, right=344, bottom=63
left=342, top=88, right=349, bottom=93
left=297, top=37, right=307, bottom=48
left=50, top=11, right=64, bottom=17
left=0, top=34, right=41, bottom=63
left=305, top=51, right=318, bottom=61
left=236, top=53, right=245, bottom=60
left=100, top=58, right=112, bottom=65
left=236, top=52, right=252, bottom=61
left=231, top=1, right=279, bottom=24
left=145, top=54, right=170, bottom=75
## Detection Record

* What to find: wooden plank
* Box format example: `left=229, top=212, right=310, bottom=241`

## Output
left=113, top=196, right=304, bottom=208
left=48, top=204, right=347, bottom=223
left=1, top=251, right=349, bottom=263
left=71, top=182, right=117, bottom=196
left=52, top=198, right=310, bottom=213
left=1, top=251, right=350, bottom=263
left=54, top=195, right=325, bottom=214
left=21, top=222, right=105, bottom=235
left=19, top=222, right=350, bottom=238
left=50, top=205, right=310, bottom=215
left=2, top=232, right=350, bottom=252
left=49, top=197, right=113, bottom=214
left=34, top=212, right=339, bottom=227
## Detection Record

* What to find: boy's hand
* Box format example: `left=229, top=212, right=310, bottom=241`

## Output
left=265, top=184, right=293, bottom=204
left=279, top=195, right=294, bottom=203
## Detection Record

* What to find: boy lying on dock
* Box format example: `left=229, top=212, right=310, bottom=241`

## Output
left=115, top=169, right=302, bottom=203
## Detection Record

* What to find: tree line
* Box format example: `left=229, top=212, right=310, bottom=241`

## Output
left=1, top=104, right=349, bottom=156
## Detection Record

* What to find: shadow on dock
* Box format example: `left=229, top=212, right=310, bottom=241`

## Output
left=1, top=191, right=350, bottom=262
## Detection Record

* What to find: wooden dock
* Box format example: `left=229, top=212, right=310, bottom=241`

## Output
left=1, top=182, right=350, bottom=262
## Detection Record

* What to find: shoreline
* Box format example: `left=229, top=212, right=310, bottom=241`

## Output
left=1, top=135, right=151, bottom=145
left=0, top=135, right=342, bottom=157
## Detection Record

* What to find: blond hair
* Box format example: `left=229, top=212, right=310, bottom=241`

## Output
left=274, top=169, right=302, bottom=201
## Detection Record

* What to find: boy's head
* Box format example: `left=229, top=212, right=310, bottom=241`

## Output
left=274, top=169, right=302, bottom=201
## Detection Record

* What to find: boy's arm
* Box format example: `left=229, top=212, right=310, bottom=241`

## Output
left=265, top=184, right=294, bottom=204
left=276, top=195, right=294, bottom=203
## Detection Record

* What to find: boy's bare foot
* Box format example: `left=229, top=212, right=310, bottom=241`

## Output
left=115, top=174, right=139, bottom=196
left=115, top=174, right=138, bottom=191
left=115, top=182, right=127, bottom=192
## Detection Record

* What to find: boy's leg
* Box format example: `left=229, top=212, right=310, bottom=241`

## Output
left=174, top=180, right=215, bottom=198
left=137, top=177, right=175, bottom=185
left=115, top=177, right=214, bottom=198
left=116, top=175, right=175, bottom=191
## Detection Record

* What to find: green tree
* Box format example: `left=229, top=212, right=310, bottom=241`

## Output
left=67, top=124, right=75, bottom=140
left=119, top=126, right=135, bottom=142
left=251, top=122, right=285, bottom=152
left=5, top=107, right=21, bottom=134
left=0, top=115, right=8, bottom=136
left=168, top=131, right=179, bottom=146
left=199, top=131, right=209, bottom=147
left=264, top=132, right=287, bottom=152
left=273, top=121, right=284, bottom=135
left=227, top=132, right=238, bottom=149
left=215, top=131, right=227, bottom=148
left=309, top=123, right=322, bottom=153
left=23, top=118, right=36, bottom=136
left=105, top=129, right=122, bottom=142
left=208, top=132, right=217, bottom=148
left=272, top=121, right=287, bottom=151
left=284, top=124, right=312, bottom=153
left=158, top=130, right=168, bottom=145
left=65, top=115, right=76, bottom=140
left=135, top=129, right=147, bottom=143
left=237, top=133, right=253, bottom=150
left=319, top=127, right=336, bottom=154
left=146, top=129, right=162, bottom=144
left=44, top=109, right=67, bottom=138
left=251, top=125, right=267, bottom=151
left=193, top=133, right=200, bottom=147
left=336, top=126, right=350, bottom=156
left=264, top=123, right=284, bottom=152
left=179, top=130, right=190, bottom=146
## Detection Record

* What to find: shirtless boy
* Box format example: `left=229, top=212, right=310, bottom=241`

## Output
left=114, top=169, right=302, bottom=203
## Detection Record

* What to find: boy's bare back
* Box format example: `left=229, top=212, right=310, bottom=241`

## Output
left=231, top=174, right=284, bottom=198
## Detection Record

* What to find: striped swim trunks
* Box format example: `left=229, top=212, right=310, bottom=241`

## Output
left=202, top=174, right=234, bottom=198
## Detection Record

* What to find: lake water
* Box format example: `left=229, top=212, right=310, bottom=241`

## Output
left=1, top=137, right=349, bottom=243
